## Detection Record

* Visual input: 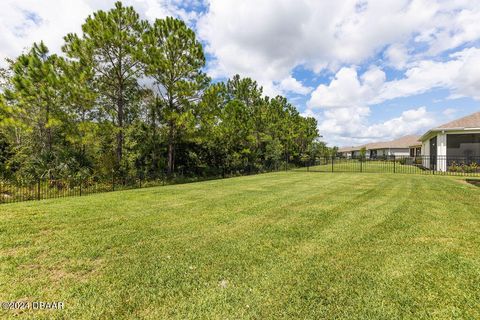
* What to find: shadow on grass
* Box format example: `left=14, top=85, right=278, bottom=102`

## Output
left=466, top=179, right=480, bottom=187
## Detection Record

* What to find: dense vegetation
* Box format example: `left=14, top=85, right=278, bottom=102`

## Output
left=0, top=2, right=325, bottom=182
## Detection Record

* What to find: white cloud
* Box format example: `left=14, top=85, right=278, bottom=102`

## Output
left=0, top=0, right=196, bottom=66
left=374, top=59, right=461, bottom=103
left=278, top=76, right=312, bottom=95
left=308, top=47, right=480, bottom=111
left=0, top=0, right=92, bottom=64
left=197, top=0, right=480, bottom=87
left=376, top=47, right=480, bottom=102
left=450, top=48, right=480, bottom=100
left=308, top=66, right=385, bottom=109
left=384, top=43, right=410, bottom=69
left=305, top=57, right=467, bottom=145
left=196, top=0, right=480, bottom=118
left=418, top=4, right=480, bottom=56
left=312, top=106, right=436, bottom=147
left=364, top=107, right=435, bottom=139
left=442, top=108, right=457, bottom=116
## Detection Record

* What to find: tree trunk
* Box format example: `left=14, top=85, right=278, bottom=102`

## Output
left=167, top=121, right=175, bottom=175
left=116, top=50, right=124, bottom=171
left=116, top=94, right=124, bottom=169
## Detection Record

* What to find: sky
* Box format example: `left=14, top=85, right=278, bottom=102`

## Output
left=1, top=0, right=479, bottom=147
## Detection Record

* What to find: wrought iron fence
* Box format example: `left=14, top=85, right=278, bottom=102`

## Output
left=0, top=164, right=286, bottom=205
left=299, top=155, right=480, bottom=176
left=0, top=175, right=167, bottom=205
left=2, top=155, right=478, bottom=205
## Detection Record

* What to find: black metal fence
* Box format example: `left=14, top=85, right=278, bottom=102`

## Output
left=2, top=155, right=479, bottom=205
left=298, top=155, right=480, bottom=176
left=0, top=175, right=164, bottom=205
left=0, top=164, right=288, bottom=205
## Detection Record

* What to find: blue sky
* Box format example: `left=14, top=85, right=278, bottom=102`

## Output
left=1, top=0, right=479, bottom=146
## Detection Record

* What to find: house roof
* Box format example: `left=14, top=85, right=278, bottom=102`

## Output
left=338, top=146, right=363, bottom=153
left=338, top=135, right=421, bottom=153
left=420, top=111, right=480, bottom=141
left=438, top=111, right=480, bottom=129
left=366, top=135, right=421, bottom=150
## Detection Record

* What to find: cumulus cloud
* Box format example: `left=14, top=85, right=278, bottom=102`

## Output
left=364, top=107, right=435, bottom=139
left=197, top=0, right=480, bottom=85
left=450, top=48, right=480, bottom=100
left=0, top=0, right=198, bottom=66
left=0, top=0, right=91, bottom=64
left=278, top=76, right=313, bottom=95
left=384, top=43, right=410, bottom=69
left=417, top=3, right=480, bottom=56
left=309, top=46, right=480, bottom=108
left=312, top=106, right=436, bottom=146
left=308, top=66, right=385, bottom=109
left=377, top=47, right=480, bottom=102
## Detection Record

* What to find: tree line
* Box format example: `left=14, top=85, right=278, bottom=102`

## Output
left=0, top=2, right=327, bottom=182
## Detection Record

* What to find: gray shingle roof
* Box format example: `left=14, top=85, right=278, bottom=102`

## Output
left=338, top=135, right=421, bottom=153
left=438, top=111, right=480, bottom=129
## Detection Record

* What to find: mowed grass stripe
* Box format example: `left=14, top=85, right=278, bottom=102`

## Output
left=0, top=172, right=479, bottom=319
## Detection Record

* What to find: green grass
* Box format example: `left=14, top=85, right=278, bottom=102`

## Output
left=1, top=172, right=479, bottom=319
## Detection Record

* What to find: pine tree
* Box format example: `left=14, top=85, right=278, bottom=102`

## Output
left=3, top=42, right=67, bottom=178
left=143, top=17, right=209, bottom=175
left=63, top=1, right=147, bottom=171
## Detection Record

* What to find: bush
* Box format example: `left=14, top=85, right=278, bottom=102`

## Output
left=448, top=161, right=480, bottom=173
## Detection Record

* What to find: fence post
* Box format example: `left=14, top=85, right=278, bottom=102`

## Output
left=331, top=156, right=334, bottom=172
left=393, top=155, right=396, bottom=173
left=360, top=159, right=363, bottom=173
left=79, top=179, right=82, bottom=196
left=37, top=179, right=41, bottom=200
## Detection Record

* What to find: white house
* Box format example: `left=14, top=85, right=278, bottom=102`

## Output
left=420, top=111, right=480, bottom=171
left=338, top=135, right=421, bottom=159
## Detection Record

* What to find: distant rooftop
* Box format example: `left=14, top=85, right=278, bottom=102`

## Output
left=437, top=111, right=480, bottom=129
left=338, top=135, right=421, bottom=153
left=419, top=111, right=480, bottom=141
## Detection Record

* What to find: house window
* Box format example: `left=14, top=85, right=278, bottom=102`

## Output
left=410, top=147, right=421, bottom=157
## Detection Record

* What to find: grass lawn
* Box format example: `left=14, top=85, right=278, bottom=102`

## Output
left=1, top=172, right=479, bottom=319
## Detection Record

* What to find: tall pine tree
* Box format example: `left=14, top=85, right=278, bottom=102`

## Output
left=63, top=1, right=146, bottom=171
left=143, top=17, right=208, bottom=175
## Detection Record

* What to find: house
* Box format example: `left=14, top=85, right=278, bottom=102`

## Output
left=336, top=111, right=480, bottom=172
left=337, top=146, right=361, bottom=158
left=338, top=135, right=421, bottom=159
left=420, top=111, right=480, bottom=171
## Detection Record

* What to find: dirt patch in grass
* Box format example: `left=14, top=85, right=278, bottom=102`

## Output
left=466, top=179, right=480, bottom=187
